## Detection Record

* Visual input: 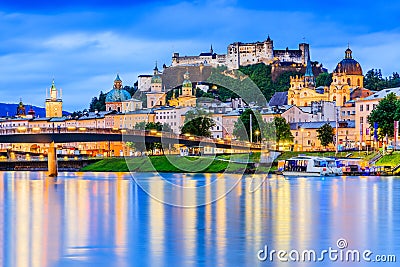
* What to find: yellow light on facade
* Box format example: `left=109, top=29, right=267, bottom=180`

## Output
left=32, top=127, right=41, bottom=132
left=17, top=126, right=27, bottom=132
left=189, top=136, right=195, bottom=140
left=156, top=132, right=162, bottom=136
left=112, top=127, right=119, bottom=131
left=150, top=130, right=157, bottom=134
left=78, top=127, right=87, bottom=131
left=120, top=129, right=127, bottom=133
left=67, top=126, right=76, bottom=131
left=184, top=133, right=190, bottom=137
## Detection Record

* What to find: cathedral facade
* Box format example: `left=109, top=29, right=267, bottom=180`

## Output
left=287, top=47, right=364, bottom=107
left=168, top=71, right=197, bottom=108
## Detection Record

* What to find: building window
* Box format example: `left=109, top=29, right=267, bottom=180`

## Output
left=360, top=105, right=363, bottom=112
left=360, top=117, right=364, bottom=123
left=366, top=104, right=370, bottom=111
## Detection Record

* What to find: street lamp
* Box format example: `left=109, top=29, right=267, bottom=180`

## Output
left=255, top=130, right=260, bottom=143
left=300, top=128, right=304, bottom=151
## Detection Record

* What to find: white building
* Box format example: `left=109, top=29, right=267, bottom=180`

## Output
left=154, top=106, right=192, bottom=134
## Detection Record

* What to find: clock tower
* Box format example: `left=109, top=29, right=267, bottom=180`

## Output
left=45, top=80, right=63, bottom=118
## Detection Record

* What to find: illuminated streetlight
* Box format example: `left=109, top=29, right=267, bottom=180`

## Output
left=300, top=127, right=304, bottom=151
left=255, top=130, right=260, bottom=143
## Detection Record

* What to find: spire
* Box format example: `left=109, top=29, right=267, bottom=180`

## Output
left=51, top=79, right=57, bottom=91
left=304, top=54, right=314, bottom=77
left=266, top=35, right=271, bottom=42
left=210, top=44, right=213, bottom=54
left=113, top=73, right=122, bottom=89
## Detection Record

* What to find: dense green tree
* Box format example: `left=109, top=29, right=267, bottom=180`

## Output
left=367, top=92, right=400, bottom=139
left=316, top=72, right=333, bottom=87
left=181, top=109, right=216, bottom=137
left=316, top=123, right=335, bottom=148
left=363, top=69, right=400, bottom=91
left=233, top=109, right=265, bottom=141
left=269, top=117, right=293, bottom=150
left=134, top=121, right=146, bottom=130
left=364, top=69, right=385, bottom=90
left=196, top=88, right=214, bottom=99
left=89, top=91, right=107, bottom=112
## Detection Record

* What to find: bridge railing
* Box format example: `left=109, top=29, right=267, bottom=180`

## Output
left=0, top=127, right=263, bottom=149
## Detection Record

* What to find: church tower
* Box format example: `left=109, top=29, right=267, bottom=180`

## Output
left=304, top=56, right=315, bottom=88
left=45, top=80, right=63, bottom=118
left=16, top=98, right=26, bottom=118
left=178, top=71, right=197, bottom=107
left=146, top=63, right=166, bottom=108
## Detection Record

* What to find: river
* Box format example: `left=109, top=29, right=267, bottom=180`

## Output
left=0, top=172, right=399, bottom=266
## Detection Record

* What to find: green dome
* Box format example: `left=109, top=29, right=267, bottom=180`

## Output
left=182, top=71, right=192, bottom=87
left=151, top=64, right=162, bottom=84
left=105, top=88, right=131, bottom=103
left=151, top=75, right=162, bottom=84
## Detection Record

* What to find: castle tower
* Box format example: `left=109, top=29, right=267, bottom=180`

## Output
left=45, top=80, right=63, bottom=118
left=299, top=43, right=310, bottom=65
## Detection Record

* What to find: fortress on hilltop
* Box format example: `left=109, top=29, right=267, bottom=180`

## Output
left=171, top=35, right=310, bottom=69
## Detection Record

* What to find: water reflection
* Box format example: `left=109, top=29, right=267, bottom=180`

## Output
left=0, top=172, right=399, bottom=266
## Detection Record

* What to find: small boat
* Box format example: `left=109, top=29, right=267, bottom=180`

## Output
left=282, top=156, right=343, bottom=176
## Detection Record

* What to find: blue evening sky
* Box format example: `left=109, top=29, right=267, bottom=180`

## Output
left=1, top=0, right=400, bottom=111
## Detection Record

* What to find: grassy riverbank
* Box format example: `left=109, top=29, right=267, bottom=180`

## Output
left=82, top=151, right=386, bottom=174
left=375, top=152, right=400, bottom=167
left=81, top=155, right=249, bottom=173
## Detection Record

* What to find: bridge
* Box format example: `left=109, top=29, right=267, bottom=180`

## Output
left=0, top=127, right=262, bottom=176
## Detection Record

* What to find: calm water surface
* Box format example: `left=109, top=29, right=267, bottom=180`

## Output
left=0, top=172, right=399, bottom=266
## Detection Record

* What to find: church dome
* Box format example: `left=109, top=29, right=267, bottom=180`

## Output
left=151, top=74, right=162, bottom=84
left=334, top=48, right=363, bottom=75
left=105, top=88, right=131, bottom=103
left=151, top=64, right=162, bottom=83
left=182, top=71, right=192, bottom=87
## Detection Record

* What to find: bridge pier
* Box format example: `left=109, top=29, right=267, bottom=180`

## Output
left=47, top=142, right=58, bottom=177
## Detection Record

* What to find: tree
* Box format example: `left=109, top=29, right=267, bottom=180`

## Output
left=134, top=121, right=146, bottom=130
left=268, top=117, right=293, bottom=150
left=367, top=92, right=400, bottom=139
left=89, top=91, right=107, bottom=112
left=364, top=69, right=386, bottom=90
left=316, top=72, right=333, bottom=87
left=181, top=109, right=216, bottom=137
left=233, top=109, right=265, bottom=141
left=316, top=123, right=335, bottom=148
